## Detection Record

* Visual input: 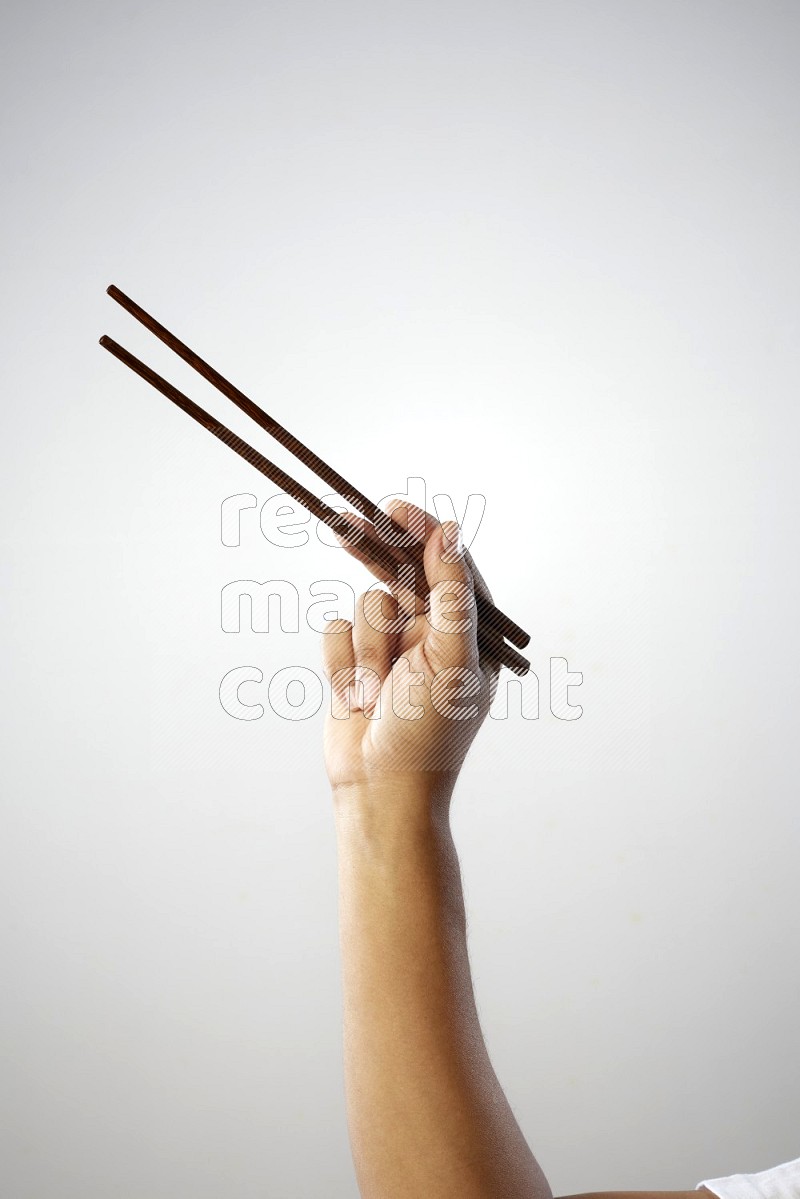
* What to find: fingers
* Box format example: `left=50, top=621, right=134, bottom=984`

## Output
left=390, top=500, right=501, bottom=676
left=382, top=498, right=437, bottom=545
left=321, top=618, right=356, bottom=718
left=334, top=497, right=496, bottom=651
left=387, top=499, right=495, bottom=609
left=321, top=593, right=400, bottom=718
left=423, top=521, right=479, bottom=668
left=352, top=589, right=399, bottom=715
left=334, top=510, right=424, bottom=619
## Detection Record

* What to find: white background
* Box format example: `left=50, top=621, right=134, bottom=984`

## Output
left=1, top=2, right=798, bottom=1195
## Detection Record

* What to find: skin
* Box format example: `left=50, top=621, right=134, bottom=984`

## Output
left=322, top=500, right=711, bottom=1199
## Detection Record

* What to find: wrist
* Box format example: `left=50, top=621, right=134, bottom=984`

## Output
left=332, top=772, right=458, bottom=838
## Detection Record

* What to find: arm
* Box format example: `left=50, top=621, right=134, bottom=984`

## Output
left=322, top=502, right=553, bottom=1199
left=322, top=499, right=714, bottom=1196
left=334, top=776, right=553, bottom=1199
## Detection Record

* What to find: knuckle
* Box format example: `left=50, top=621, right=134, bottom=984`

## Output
left=328, top=664, right=355, bottom=691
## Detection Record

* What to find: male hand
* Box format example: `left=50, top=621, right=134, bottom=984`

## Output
left=321, top=500, right=501, bottom=798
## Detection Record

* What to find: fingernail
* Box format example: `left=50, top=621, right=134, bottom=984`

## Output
left=441, top=521, right=463, bottom=563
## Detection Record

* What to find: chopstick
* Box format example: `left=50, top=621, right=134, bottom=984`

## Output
left=99, top=334, right=532, bottom=676
left=105, top=285, right=530, bottom=653
left=100, top=290, right=534, bottom=676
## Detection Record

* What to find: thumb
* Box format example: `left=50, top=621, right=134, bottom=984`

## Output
left=423, top=521, right=478, bottom=665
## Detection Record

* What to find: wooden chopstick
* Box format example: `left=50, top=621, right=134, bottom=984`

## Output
left=100, top=334, right=532, bottom=677
left=105, top=285, right=530, bottom=653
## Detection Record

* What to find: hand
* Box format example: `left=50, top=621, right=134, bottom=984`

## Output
left=321, top=501, right=501, bottom=801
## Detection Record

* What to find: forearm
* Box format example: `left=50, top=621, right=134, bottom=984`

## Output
left=334, top=776, right=553, bottom=1199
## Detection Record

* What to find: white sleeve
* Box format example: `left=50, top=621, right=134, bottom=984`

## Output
left=697, top=1156, right=800, bottom=1199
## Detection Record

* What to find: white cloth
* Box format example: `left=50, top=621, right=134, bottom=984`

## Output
left=697, top=1157, right=800, bottom=1199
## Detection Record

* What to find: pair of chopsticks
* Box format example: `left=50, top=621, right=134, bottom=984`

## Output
left=99, top=286, right=532, bottom=675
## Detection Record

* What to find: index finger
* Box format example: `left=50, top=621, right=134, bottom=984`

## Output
left=333, top=510, right=426, bottom=618
left=385, top=499, right=495, bottom=608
